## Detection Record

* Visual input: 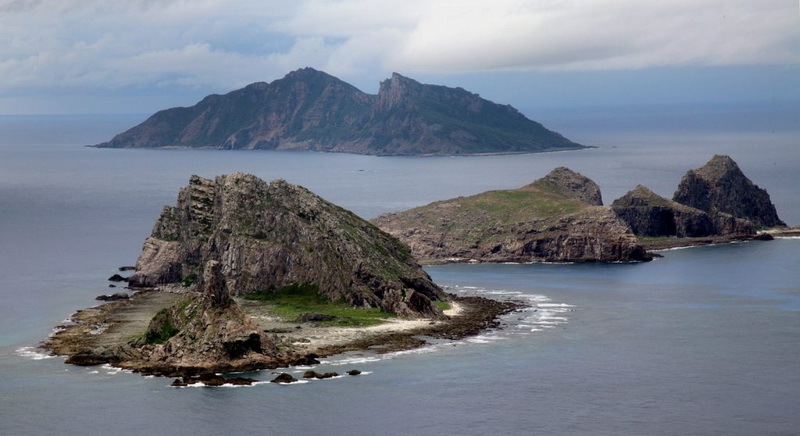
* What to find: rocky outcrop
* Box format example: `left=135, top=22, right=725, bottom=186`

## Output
left=535, top=166, right=603, bottom=206
left=94, top=68, right=586, bottom=156
left=128, top=173, right=446, bottom=318
left=673, top=155, right=785, bottom=228
left=612, top=185, right=723, bottom=237
left=372, top=168, right=650, bottom=263
left=131, top=260, right=277, bottom=372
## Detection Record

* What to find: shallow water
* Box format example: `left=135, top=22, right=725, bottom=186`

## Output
left=0, top=114, right=798, bottom=435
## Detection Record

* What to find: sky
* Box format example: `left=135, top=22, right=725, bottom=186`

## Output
left=0, top=0, right=798, bottom=115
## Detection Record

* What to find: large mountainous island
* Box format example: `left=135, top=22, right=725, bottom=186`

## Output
left=93, top=68, right=585, bottom=156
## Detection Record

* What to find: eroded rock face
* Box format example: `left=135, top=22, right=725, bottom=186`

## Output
left=128, top=173, right=446, bottom=318
left=372, top=168, right=650, bottom=263
left=612, top=185, right=718, bottom=237
left=534, top=167, right=603, bottom=206
left=673, top=155, right=785, bottom=228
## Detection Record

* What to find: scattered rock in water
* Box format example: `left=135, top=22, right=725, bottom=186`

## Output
left=171, top=373, right=258, bottom=387
left=108, top=284, right=117, bottom=288
left=107, top=274, right=128, bottom=282
left=118, top=266, right=136, bottom=271
left=346, top=369, right=362, bottom=376
left=271, top=373, right=299, bottom=384
left=303, top=370, right=339, bottom=379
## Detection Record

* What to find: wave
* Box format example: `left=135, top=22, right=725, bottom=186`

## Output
left=15, top=346, right=55, bottom=360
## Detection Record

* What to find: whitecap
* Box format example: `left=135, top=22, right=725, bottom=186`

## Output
left=15, top=346, right=55, bottom=360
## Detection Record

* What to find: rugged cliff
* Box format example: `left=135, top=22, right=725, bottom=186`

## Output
left=673, top=155, right=785, bottom=228
left=372, top=168, right=649, bottom=263
left=611, top=185, right=754, bottom=237
left=128, top=173, right=446, bottom=318
left=94, top=68, right=585, bottom=156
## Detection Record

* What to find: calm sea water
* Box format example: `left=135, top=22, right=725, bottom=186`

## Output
left=0, top=113, right=798, bottom=435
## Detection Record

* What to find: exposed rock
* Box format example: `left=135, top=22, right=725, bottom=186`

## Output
left=346, top=369, right=362, bottom=376
left=128, top=173, right=447, bottom=318
left=93, top=68, right=586, bottom=156
left=372, top=168, right=649, bottom=263
left=536, top=167, right=603, bottom=205
left=125, top=260, right=278, bottom=373
left=118, top=266, right=136, bottom=271
left=303, top=370, right=339, bottom=379
left=612, top=185, right=718, bottom=237
left=96, top=292, right=130, bottom=301
left=271, top=373, right=299, bottom=384
left=673, top=155, right=785, bottom=228
left=108, top=274, right=128, bottom=282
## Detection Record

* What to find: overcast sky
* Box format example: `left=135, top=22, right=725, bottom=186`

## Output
left=1, top=0, right=798, bottom=115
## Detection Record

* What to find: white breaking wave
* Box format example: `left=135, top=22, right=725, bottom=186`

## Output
left=15, top=346, right=55, bottom=360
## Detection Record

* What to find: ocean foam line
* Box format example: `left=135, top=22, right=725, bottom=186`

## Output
left=537, top=303, right=575, bottom=308
left=15, top=346, right=55, bottom=360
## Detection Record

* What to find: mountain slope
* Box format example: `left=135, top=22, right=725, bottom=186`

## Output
left=372, top=167, right=649, bottom=263
left=95, top=68, right=585, bottom=156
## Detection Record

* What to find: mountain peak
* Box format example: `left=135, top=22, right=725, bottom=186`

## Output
left=95, top=69, right=586, bottom=156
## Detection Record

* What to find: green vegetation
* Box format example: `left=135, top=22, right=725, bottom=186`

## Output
left=145, top=308, right=181, bottom=344
left=243, top=283, right=395, bottom=327
left=435, top=300, right=451, bottom=311
left=181, top=273, right=197, bottom=287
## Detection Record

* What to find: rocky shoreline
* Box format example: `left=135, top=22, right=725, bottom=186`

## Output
left=42, top=286, right=521, bottom=381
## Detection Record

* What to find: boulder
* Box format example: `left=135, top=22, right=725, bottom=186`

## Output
left=270, top=373, right=298, bottom=384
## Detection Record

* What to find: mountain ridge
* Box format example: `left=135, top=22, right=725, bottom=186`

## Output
left=94, top=68, right=586, bottom=156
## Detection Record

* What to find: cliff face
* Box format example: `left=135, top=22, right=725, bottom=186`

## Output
left=611, top=185, right=755, bottom=237
left=673, top=155, right=785, bottom=228
left=128, top=173, right=446, bottom=318
left=372, top=168, right=649, bottom=263
left=94, top=68, right=585, bottom=156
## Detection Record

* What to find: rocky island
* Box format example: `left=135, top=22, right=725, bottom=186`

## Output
left=372, top=167, right=651, bottom=264
left=373, top=156, right=786, bottom=262
left=44, top=174, right=516, bottom=381
left=93, top=68, right=586, bottom=156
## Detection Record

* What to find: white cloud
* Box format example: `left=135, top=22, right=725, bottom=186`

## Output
left=0, top=0, right=798, bottom=112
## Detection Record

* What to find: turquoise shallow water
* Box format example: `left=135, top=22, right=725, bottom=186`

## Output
left=0, top=114, right=798, bottom=435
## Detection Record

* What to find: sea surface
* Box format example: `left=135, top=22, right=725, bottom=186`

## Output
left=0, top=112, right=798, bottom=435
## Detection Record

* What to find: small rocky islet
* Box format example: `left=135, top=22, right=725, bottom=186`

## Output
left=43, top=155, right=787, bottom=385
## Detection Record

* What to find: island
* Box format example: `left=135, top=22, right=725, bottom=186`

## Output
left=43, top=173, right=517, bottom=384
left=372, top=155, right=786, bottom=261
left=92, top=68, right=586, bottom=156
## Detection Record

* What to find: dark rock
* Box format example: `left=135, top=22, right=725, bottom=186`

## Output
left=171, top=378, right=189, bottom=387
left=612, top=185, right=717, bottom=237
left=270, top=373, right=298, bottom=384
left=95, top=292, right=129, bottom=301
left=93, top=68, right=585, bottom=156
left=108, top=284, right=117, bottom=288
left=346, top=369, right=362, bottom=376
left=108, top=274, right=128, bottom=282
left=118, top=266, right=136, bottom=271
left=225, top=377, right=257, bottom=386
left=673, top=155, right=785, bottom=228
left=127, top=173, right=447, bottom=318
left=303, top=370, right=339, bottom=379
left=292, top=353, right=321, bottom=366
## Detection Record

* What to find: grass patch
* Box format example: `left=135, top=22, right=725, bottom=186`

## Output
left=435, top=300, right=451, bottom=311
left=243, top=283, right=395, bottom=327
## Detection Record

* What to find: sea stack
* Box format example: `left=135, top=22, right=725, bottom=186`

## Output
left=672, top=155, right=785, bottom=228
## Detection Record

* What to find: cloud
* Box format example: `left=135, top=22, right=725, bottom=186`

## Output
left=0, top=0, right=798, bottom=113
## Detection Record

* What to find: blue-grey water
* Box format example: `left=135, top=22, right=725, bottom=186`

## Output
left=1, top=113, right=798, bottom=435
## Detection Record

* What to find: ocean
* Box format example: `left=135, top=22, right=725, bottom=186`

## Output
left=0, top=111, right=798, bottom=435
